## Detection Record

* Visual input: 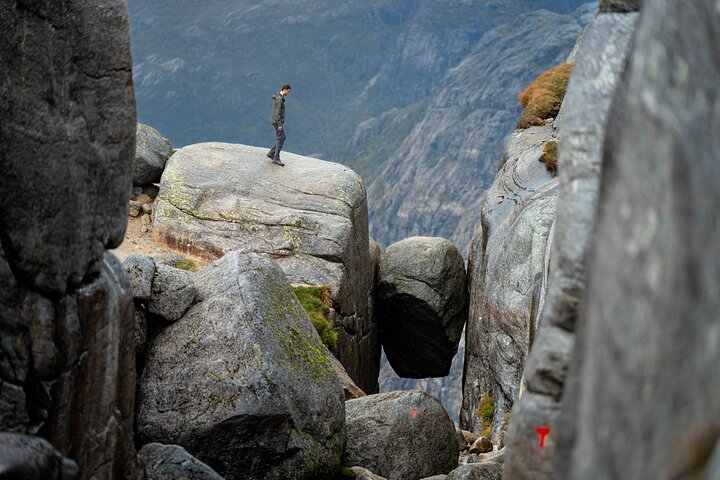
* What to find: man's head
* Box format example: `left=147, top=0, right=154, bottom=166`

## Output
left=281, top=84, right=292, bottom=96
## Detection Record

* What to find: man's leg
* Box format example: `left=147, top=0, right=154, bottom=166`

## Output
left=273, top=128, right=286, bottom=160
left=267, top=123, right=278, bottom=158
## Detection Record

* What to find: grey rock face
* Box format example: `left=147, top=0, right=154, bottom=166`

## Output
left=0, top=433, right=79, bottom=480
left=599, top=0, right=641, bottom=12
left=557, top=1, right=720, bottom=477
left=137, top=251, right=345, bottom=480
left=502, top=12, right=638, bottom=480
left=377, top=236, right=466, bottom=378
left=148, top=264, right=196, bottom=322
left=135, top=123, right=173, bottom=185
left=461, top=126, right=557, bottom=441
left=153, top=142, right=378, bottom=393
left=345, top=390, right=458, bottom=480
left=0, top=249, right=137, bottom=478
left=138, top=443, right=223, bottom=480
left=0, top=0, right=136, bottom=296
left=330, top=353, right=366, bottom=400
left=123, top=253, right=157, bottom=300
left=446, top=461, right=502, bottom=480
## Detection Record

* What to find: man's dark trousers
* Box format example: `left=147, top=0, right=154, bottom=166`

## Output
left=268, top=123, right=286, bottom=160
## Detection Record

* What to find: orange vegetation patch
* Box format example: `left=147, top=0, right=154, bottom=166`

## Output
left=517, top=63, right=573, bottom=129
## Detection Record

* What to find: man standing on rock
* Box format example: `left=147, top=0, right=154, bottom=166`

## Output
left=267, top=84, right=292, bottom=166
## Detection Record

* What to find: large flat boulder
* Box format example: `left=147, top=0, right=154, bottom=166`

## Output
left=137, top=251, right=346, bottom=480
left=345, top=390, right=458, bottom=480
left=502, top=12, right=638, bottom=480
left=461, top=126, right=557, bottom=442
left=556, top=1, right=720, bottom=477
left=377, top=236, right=467, bottom=378
left=153, top=142, right=379, bottom=392
left=0, top=0, right=135, bottom=296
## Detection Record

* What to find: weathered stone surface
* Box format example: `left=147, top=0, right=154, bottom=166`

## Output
left=137, top=251, right=345, bottom=480
left=502, top=12, right=638, bottom=480
left=446, top=461, right=502, bottom=480
left=0, top=248, right=137, bottom=478
left=556, top=1, right=720, bottom=477
left=153, top=142, right=379, bottom=392
left=123, top=253, right=157, bottom=300
left=348, top=466, right=388, bottom=480
left=345, top=390, right=458, bottom=480
left=461, top=126, right=557, bottom=441
left=0, top=0, right=135, bottom=296
left=377, top=236, right=466, bottom=378
left=599, top=0, right=641, bottom=12
left=134, top=123, right=173, bottom=185
left=0, top=433, right=79, bottom=480
left=148, top=264, right=196, bottom=322
left=138, top=443, right=223, bottom=480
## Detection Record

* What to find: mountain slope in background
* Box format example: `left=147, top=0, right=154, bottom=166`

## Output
left=127, top=0, right=595, bottom=251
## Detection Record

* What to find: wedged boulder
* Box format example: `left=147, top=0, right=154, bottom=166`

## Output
left=153, top=142, right=379, bottom=393
left=138, top=443, right=223, bottom=480
left=0, top=0, right=135, bottom=297
left=0, top=433, right=79, bottom=480
left=555, top=1, right=720, bottom=477
left=377, top=236, right=466, bottom=378
left=345, top=390, right=458, bottom=480
left=137, top=251, right=345, bottom=480
left=134, top=123, right=173, bottom=185
left=123, top=253, right=157, bottom=300
left=502, top=12, right=638, bottom=479
left=148, top=264, right=196, bottom=322
left=461, top=126, right=557, bottom=442
left=330, top=353, right=366, bottom=400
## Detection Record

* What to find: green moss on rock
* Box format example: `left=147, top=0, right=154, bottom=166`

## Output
left=294, top=286, right=338, bottom=351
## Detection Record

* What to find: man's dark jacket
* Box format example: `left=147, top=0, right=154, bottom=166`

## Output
left=270, top=92, right=285, bottom=125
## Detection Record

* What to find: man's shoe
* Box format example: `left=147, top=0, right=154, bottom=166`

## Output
left=272, top=158, right=285, bottom=166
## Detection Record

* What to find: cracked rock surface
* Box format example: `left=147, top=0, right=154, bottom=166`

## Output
left=153, top=142, right=378, bottom=392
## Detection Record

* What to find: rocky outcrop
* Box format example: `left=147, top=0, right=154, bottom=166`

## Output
left=345, top=391, right=458, bottom=480
left=502, top=12, right=638, bottom=479
left=554, top=1, right=720, bottom=477
left=137, top=251, right=345, bottom=480
left=0, top=433, right=79, bottom=480
left=0, top=2, right=137, bottom=478
left=446, top=452, right=504, bottom=480
left=138, top=443, right=223, bottom=480
left=153, top=142, right=379, bottom=393
left=461, top=125, right=557, bottom=442
left=377, top=237, right=466, bottom=378
left=134, top=123, right=173, bottom=185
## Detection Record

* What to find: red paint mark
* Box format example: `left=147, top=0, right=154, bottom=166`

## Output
left=536, top=426, right=550, bottom=448
left=410, top=410, right=418, bottom=419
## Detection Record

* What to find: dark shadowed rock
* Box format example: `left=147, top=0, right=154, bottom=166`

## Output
left=0, top=433, right=78, bottom=480
left=345, top=390, right=458, bottom=480
left=330, top=353, right=366, bottom=400
left=137, top=251, right=345, bottom=480
left=377, top=237, right=466, bottom=378
left=148, top=264, right=195, bottom=322
left=138, top=443, right=223, bottom=480
left=123, top=253, right=157, bottom=300
left=134, top=123, right=173, bottom=185
left=557, top=1, right=720, bottom=477
left=0, top=0, right=135, bottom=296
left=0, top=249, right=137, bottom=478
left=502, top=12, right=638, bottom=480
left=153, top=142, right=379, bottom=393
left=599, top=0, right=641, bottom=12
left=461, top=126, right=557, bottom=441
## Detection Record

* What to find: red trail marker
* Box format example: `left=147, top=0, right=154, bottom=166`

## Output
left=536, top=426, right=550, bottom=448
left=410, top=409, right=418, bottom=419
